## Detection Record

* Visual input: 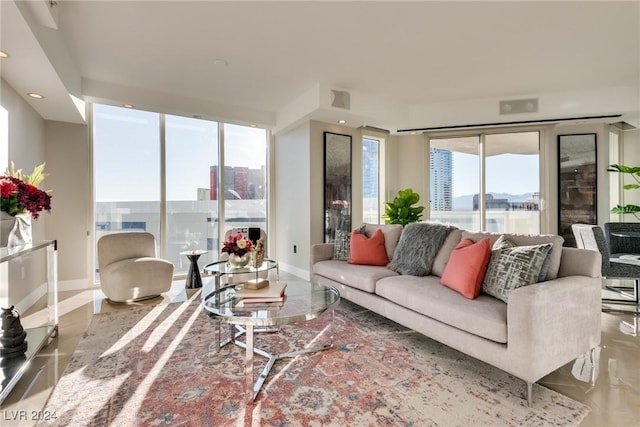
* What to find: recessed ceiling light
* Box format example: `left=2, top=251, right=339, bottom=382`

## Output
left=213, top=58, right=228, bottom=67
left=338, top=120, right=346, bottom=124
left=123, top=104, right=134, bottom=109
left=0, top=51, right=9, bottom=58
left=27, top=92, right=44, bottom=99
left=250, top=124, right=257, bottom=128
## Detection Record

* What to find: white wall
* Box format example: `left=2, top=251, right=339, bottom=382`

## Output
left=44, top=120, right=91, bottom=285
left=1, top=78, right=48, bottom=310
left=274, top=121, right=311, bottom=278
left=387, top=133, right=428, bottom=208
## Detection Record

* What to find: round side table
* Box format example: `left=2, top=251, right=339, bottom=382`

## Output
left=181, top=250, right=208, bottom=289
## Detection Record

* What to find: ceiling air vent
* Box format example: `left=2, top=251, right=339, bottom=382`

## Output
left=499, top=98, right=538, bottom=115
left=331, top=90, right=351, bottom=110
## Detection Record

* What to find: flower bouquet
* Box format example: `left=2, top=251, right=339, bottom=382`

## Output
left=221, top=231, right=253, bottom=268
left=0, top=162, right=52, bottom=246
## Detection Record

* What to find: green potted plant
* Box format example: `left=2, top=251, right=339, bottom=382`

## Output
left=607, top=164, right=640, bottom=221
left=382, top=188, right=425, bottom=226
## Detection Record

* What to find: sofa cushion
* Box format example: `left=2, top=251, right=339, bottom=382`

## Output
left=389, top=222, right=458, bottom=276
left=461, top=231, right=564, bottom=280
left=313, top=260, right=398, bottom=293
left=361, top=223, right=403, bottom=261
left=348, top=229, right=389, bottom=266
left=431, top=228, right=463, bottom=277
left=376, top=275, right=508, bottom=343
left=440, top=238, right=491, bottom=299
left=482, top=238, right=553, bottom=303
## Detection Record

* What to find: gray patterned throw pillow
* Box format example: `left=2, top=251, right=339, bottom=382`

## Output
left=482, top=236, right=553, bottom=303
left=333, top=229, right=351, bottom=260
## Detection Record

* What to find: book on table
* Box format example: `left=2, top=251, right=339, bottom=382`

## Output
left=235, top=282, right=287, bottom=303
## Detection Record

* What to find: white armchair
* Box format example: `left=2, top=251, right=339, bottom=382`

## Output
left=97, top=232, right=174, bottom=303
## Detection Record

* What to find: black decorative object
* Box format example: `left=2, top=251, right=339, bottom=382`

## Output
left=558, top=133, right=597, bottom=247
left=0, top=306, right=28, bottom=356
left=181, top=250, right=207, bottom=289
left=324, top=132, right=352, bottom=243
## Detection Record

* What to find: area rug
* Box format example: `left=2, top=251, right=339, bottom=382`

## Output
left=39, top=294, right=589, bottom=426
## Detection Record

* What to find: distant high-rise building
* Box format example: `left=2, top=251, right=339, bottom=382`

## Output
left=209, top=164, right=265, bottom=200
left=430, top=148, right=453, bottom=211
left=362, top=138, right=379, bottom=198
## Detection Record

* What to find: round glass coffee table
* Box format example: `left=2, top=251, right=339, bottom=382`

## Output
left=203, top=258, right=279, bottom=290
left=202, top=280, right=340, bottom=402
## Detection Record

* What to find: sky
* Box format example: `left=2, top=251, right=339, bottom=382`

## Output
left=453, top=152, right=539, bottom=197
left=94, top=104, right=266, bottom=202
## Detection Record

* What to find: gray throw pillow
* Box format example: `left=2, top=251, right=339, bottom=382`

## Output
left=388, top=222, right=457, bottom=276
left=492, top=236, right=551, bottom=282
left=482, top=236, right=553, bottom=302
left=333, top=230, right=351, bottom=261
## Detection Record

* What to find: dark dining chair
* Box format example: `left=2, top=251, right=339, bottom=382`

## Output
left=572, top=224, right=640, bottom=310
left=604, top=222, right=640, bottom=258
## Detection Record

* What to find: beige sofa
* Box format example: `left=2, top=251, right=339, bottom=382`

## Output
left=311, top=223, right=602, bottom=406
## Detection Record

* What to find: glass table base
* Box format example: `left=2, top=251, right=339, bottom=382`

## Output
left=214, top=313, right=335, bottom=402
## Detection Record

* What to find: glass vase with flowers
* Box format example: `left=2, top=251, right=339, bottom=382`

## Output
left=0, top=162, right=52, bottom=247
left=221, top=231, right=253, bottom=268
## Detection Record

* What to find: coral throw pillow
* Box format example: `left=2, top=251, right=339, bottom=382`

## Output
left=348, top=229, right=389, bottom=266
left=440, top=238, right=491, bottom=299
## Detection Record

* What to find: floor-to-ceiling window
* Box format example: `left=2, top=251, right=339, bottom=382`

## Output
left=92, top=104, right=267, bottom=280
left=165, top=114, right=219, bottom=273
left=429, top=130, right=540, bottom=234
left=363, top=136, right=381, bottom=224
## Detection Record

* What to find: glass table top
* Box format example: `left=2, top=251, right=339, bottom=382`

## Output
left=203, top=258, right=278, bottom=276
left=202, top=281, right=340, bottom=327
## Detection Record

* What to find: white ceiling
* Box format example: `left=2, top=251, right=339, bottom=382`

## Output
left=1, top=1, right=639, bottom=132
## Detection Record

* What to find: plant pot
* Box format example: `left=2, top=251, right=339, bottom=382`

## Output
left=1, top=212, right=32, bottom=247
left=227, top=253, right=251, bottom=269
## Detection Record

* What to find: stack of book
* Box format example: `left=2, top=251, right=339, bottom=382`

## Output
left=235, top=282, right=287, bottom=306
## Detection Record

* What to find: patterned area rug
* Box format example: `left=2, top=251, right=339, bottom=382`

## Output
left=39, top=294, right=589, bottom=426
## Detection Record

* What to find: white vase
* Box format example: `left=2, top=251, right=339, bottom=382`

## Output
left=0, top=212, right=15, bottom=247
left=2, top=213, right=32, bottom=247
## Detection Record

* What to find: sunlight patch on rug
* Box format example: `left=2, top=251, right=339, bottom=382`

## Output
left=38, top=297, right=590, bottom=426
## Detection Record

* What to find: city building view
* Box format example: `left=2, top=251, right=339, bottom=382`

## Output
left=428, top=136, right=540, bottom=234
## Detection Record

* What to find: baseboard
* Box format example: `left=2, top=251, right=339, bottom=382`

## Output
left=277, top=262, right=310, bottom=281
left=13, top=279, right=95, bottom=314
left=13, top=282, right=47, bottom=315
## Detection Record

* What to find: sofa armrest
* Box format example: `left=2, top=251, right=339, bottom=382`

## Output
left=506, top=275, right=601, bottom=382
left=558, top=247, right=601, bottom=278
left=311, top=243, right=334, bottom=264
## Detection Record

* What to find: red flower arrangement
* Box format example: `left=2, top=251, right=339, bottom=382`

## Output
left=221, top=232, right=253, bottom=257
left=0, top=164, right=52, bottom=220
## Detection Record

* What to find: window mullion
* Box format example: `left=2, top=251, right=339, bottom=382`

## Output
left=218, top=123, right=225, bottom=246
left=159, top=113, right=167, bottom=258
left=479, top=134, right=486, bottom=231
